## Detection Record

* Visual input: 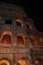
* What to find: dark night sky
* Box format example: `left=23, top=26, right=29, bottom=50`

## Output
left=0, top=0, right=43, bottom=32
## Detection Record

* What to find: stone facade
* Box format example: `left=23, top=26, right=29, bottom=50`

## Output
left=0, top=2, right=43, bottom=65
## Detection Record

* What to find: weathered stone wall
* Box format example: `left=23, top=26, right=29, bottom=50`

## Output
left=0, top=2, right=32, bottom=65
left=0, top=2, right=43, bottom=65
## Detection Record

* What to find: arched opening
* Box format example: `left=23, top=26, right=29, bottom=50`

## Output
left=5, top=19, right=12, bottom=25
left=16, top=22, right=21, bottom=26
left=29, top=35, right=38, bottom=46
left=27, top=22, right=32, bottom=29
left=16, top=19, right=24, bottom=27
left=17, top=58, right=31, bottom=65
left=17, top=36, right=24, bottom=45
left=17, top=33, right=27, bottom=45
left=39, top=37, right=43, bottom=46
left=35, top=60, right=40, bottom=65
left=1, top=31, right=12, bottom=44
left=34, top=58, right=43, bottom=65
left=0, top=59, right=10, bottom=65
left=17, top=59, right=27, bottom=65
left=1, top=34, right=11, bottom=44
left=27, top=24, right=30, bottom=28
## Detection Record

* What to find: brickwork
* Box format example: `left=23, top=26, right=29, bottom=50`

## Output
left=0, top=2, right=32, bottom=65
left=0, top=2, right=43, bottom=65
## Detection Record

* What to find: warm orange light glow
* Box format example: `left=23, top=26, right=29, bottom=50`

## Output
left=39, top=37, right=43, bottom=45
left=1, top=31, right=12, bottom=36
left=18, top=60, right=27, bottom=65
left=17, top=33, right=27, bottom=45
left=17, top=36, right=24, bottom=45
left=1, top=31, right=12, bottom=44
left=0, top=59, right=10, bottom=65
left=27, top=22, right=32, bottom=29
left=35, top=60, right=40, bottom=65
left=1, top=34, right=11, bottom=44
left=29, top=35, right=38, bottom=46
left=16, top=19, right=24, bottom=27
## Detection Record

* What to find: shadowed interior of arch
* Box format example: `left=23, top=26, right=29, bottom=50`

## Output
left=27, top=22, right=32, bottom=29
left=29, top=35, right=38, bottom=46
left=17, top=36, right=24, bottom=45
left=16, top=19, right=24, bottom=27
left=5, top=19, right=12, bottom=24
left=34, top=58, right=43, bottom=65
left=16, top=22, right=21, bottom=26
left=1, top=34, right=11, bottom=44
left=0, top=58, right=10, bottom=65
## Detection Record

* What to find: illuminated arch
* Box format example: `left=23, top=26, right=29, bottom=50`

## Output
left=34, top=58, right=43, bottom=65
left=29, top=35, right=38, bottom=46
left=27, top=22, right=32, bottom=29
left=17, top=59, right=27, bottom=65
left=17, top=58, right=31, bottom=65
left=34, top=60, right=40, bottom=65
left=39, top=37, right=43, bottom=45
left=16, top=19, right=24, bottom=27
left=1, top=31, right=12, bottom=44
left=17, top=33, right=27, bottom=45
left=0, top=58, right=10, bottom=65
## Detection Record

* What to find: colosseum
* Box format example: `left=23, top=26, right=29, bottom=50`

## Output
left=0, top=2, right=43, bottom=65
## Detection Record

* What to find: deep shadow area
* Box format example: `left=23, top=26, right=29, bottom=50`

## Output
left=5, top=19, right=12, bottom=24
left=0, top=0, right=43, bottom=32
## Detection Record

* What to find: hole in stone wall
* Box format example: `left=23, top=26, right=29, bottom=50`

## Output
left=29, top=35, right=38, bottom=46
left=16, top=22, right=21, bottom=26
left=5, top=19, right=12, bottom=24
left=17, top=36, right=24, bottom=45
left=17, top=33, right=27, bottom=45
left=16, top=19, right=24, bottom=27
left=1, top=34, right=11, bottom=44
left=27, top=24, right=30, bottom=28
left=34, top=58, right=43, bottom=65
left=27, top=22, right=32, bottom=29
